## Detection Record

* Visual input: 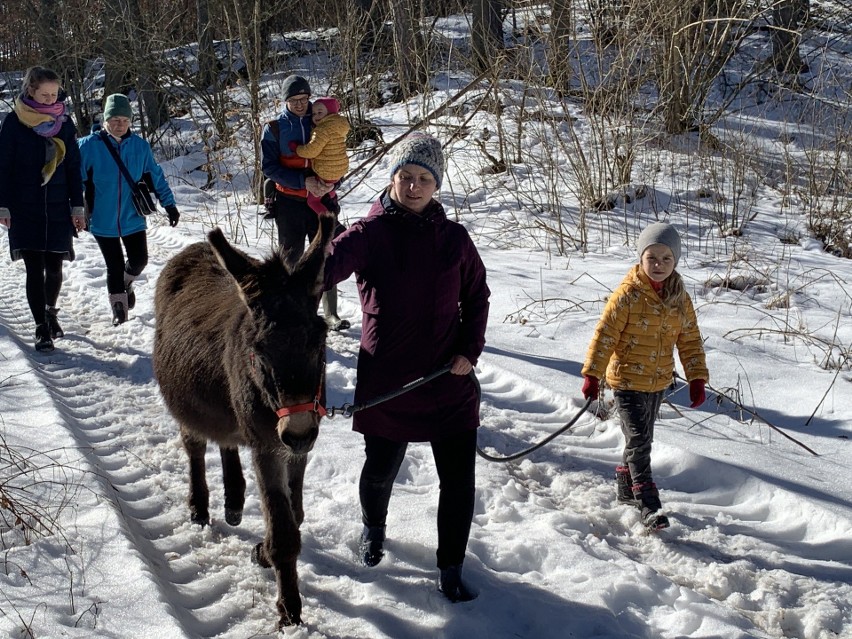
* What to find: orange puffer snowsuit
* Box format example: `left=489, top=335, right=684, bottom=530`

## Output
left=295, top=113, right=350, bottom=182
left=582, top=264, right=709, bottom=392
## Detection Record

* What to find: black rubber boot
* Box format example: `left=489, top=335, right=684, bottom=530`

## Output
left=438, top=564, right=477, bottom=603
left=34, top=323, right=54, bottom=352
left=322, top=288, right=350, bottom=331
left=358, top=525, right=385, bottom=567
left=616, top=466, right=637, bottom=505
left=45, top=306, right=63, bottom=339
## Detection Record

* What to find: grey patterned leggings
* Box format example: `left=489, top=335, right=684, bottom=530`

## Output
left=613, top=389, right=664, bottom=486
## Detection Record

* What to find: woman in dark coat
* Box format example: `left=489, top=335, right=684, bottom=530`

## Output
left=324, top=134, right=490, bottom=602
left=0, top=66, right=85, bottom=352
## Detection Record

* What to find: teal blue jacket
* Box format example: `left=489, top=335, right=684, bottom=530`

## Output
left=78, top=130, right=175, bottom=237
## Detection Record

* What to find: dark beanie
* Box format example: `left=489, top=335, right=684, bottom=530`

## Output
left=103, top=93, right=132, bottom=120
left=389, top=134, right=444, bottom=188
left=637, top=222, right=682, bottom=266
left=282, top=75, right=311, bottom=100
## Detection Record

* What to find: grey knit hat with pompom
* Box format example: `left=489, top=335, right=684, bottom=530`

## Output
left=389, top=134, right=444, bottom=188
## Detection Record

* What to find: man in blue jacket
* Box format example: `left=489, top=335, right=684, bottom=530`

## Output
left=260, top=74, right=349, bottom=331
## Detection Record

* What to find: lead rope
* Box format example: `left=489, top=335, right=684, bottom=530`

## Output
left=327, top=364, right=594, bottom=463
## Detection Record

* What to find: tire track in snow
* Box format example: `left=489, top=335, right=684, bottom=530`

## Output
left=1, top=230, right=288, bottom=638
left=473, top=357, right=852, bottom=639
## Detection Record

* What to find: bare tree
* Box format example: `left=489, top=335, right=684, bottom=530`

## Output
left=472, top=0, right=504, bottom=74
left=547, top=0, right=572, bottom=91
left=771, top=0, right=809, bottom=74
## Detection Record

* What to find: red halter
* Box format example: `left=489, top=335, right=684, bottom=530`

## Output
left=274, top=369, right=327, bottom=418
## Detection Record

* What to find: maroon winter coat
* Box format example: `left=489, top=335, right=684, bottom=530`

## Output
left=324, top=190, right=490, bottom=442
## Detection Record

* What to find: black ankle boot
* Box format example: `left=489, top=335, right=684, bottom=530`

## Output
left=45, top=306, right=63, bottom=339
left=633, top=482, right=670, bottom=530
left=110, top=293, right=128, bottom=326
left=438, top=564, right=477, bottom=602
left=358, top=525, right=385, bottom=567
left=34, top=323, right=54, bottom=352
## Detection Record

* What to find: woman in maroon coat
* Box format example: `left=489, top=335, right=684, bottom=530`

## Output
left=324, top=134, right=490, bottom=602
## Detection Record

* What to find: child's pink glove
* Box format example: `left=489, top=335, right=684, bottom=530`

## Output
left=689, top=379, right=706, bottom=408
left=288, top=141, right=299, bottom=152
left=581, top=376, right=599, bottom=400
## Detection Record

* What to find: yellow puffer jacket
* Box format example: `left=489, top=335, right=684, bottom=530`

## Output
left=582, top=265, right=709, bottom=392
left=296, top=113, right=350, bottom=182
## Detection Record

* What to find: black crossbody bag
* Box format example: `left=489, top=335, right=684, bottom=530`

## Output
left=99, top=132, right=157, bottom=216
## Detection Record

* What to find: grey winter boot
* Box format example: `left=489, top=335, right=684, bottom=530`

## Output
left=616, top=466, right=638, bottom=505
left=124, top=271, right=138, bottom=310
left=438, top=564, right=477, bottom=603
left=633, top=482, right=670, bottom=530
left=322, top=287, right=350, bottom=332
left=110, top=292, right=129, bottom=326
left=358, top=525, right=385, bottom=567
left=45, top=306, right=63, bottom=339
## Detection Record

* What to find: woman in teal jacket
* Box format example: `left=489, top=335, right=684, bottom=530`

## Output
left=78, top=93, right=180, bottom=325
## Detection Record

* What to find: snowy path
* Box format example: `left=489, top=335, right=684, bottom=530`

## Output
left=1, top=227, right=851, bottom=638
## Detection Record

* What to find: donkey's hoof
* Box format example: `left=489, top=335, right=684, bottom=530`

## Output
left=279, top=613, right=302, bottom=628
left=251, top=542, right=272, bottom=568
left=190, top=510, right=210, bottom=527
left=225, top=508, right=243, bottom=526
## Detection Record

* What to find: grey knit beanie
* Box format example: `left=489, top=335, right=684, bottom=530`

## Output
left=282, top=75, right=311, bottom=100
left=637, top=222, right=682, bottom=266
left=103, top=94, right=132, bottom=120
left=389, top=134, right=444, bottom=188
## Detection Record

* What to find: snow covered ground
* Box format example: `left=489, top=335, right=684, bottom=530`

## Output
left=2, top=20, right=852, bottom=639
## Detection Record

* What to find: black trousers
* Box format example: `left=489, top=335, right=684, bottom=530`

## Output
left=360, top=429, right=477, bottom=569
left=613, top=389, right=664, bottom=486
left=21, top=250, right=64, bottom=324
left=94, top=231, right=148, bottom=295
left=273, top=196, right=318, bottom=263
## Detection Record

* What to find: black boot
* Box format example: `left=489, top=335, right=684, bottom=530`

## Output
left=615, top=466, right=637, bottom=505
left=322, top=288, right=350, bottom=331
left=45, top=306, right=63, bottom=339
left=633, top=482, right=669, bottom=530
left=438, top=564, right=477, bottom=603
left=358, top=525, right=385, bottom=567
left=110, top=293, right=128, bottom=326
left=34, top=323, right=54, bottom=352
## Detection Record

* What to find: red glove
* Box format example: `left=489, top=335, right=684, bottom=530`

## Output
left=581, top=376, right=599, bottom=400
left=689, top=379, right=706, bottom=408
left=288, top=140, right=299, bottom=153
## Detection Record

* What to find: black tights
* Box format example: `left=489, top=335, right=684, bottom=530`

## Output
left=21, top=251, right=64, bottom=325
left=94, top=231, right=148, bottom=295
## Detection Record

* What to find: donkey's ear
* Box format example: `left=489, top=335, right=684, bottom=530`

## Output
left=291, top=213, right=334, bottom=296
left=208, top=227, right=261, bottom=282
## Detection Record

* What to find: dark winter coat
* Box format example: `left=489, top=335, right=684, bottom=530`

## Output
left=0, top=111, right=84, bottom=260
left=324, top=190, right=490, bottom=442
left=78, top=130, right=176, bottom=238
left=260, top=105, right=312, bottom=199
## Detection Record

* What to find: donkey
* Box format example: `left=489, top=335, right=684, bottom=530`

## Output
left=152, top=216, right=333, bottom=627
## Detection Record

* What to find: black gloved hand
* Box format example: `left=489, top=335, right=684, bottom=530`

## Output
left=166, top=205, right=180, bottom=227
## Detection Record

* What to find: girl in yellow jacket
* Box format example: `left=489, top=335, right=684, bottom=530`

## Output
left=581, top=222, right=709, bottom=530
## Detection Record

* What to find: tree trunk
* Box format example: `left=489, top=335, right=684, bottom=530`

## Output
left=472, top=0, right=504, bottom=74
left=547, top=0, right=572, bottom=91
left=197, top=0, right=217, bottom=89
left=772, top=0, right=809, bottom=73
left=390, top=0, right=427, bottom=97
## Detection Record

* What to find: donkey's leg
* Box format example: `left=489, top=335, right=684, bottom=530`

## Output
left=288, top=456, right=307, bottom=527
left=220, top=446, right=246, bottom=526
left=181, top=429, right=210, bottom=526
left=252, top=449, right=303, bottom=627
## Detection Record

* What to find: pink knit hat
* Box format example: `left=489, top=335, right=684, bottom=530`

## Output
left=313, top=97, right=340, bottom=114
